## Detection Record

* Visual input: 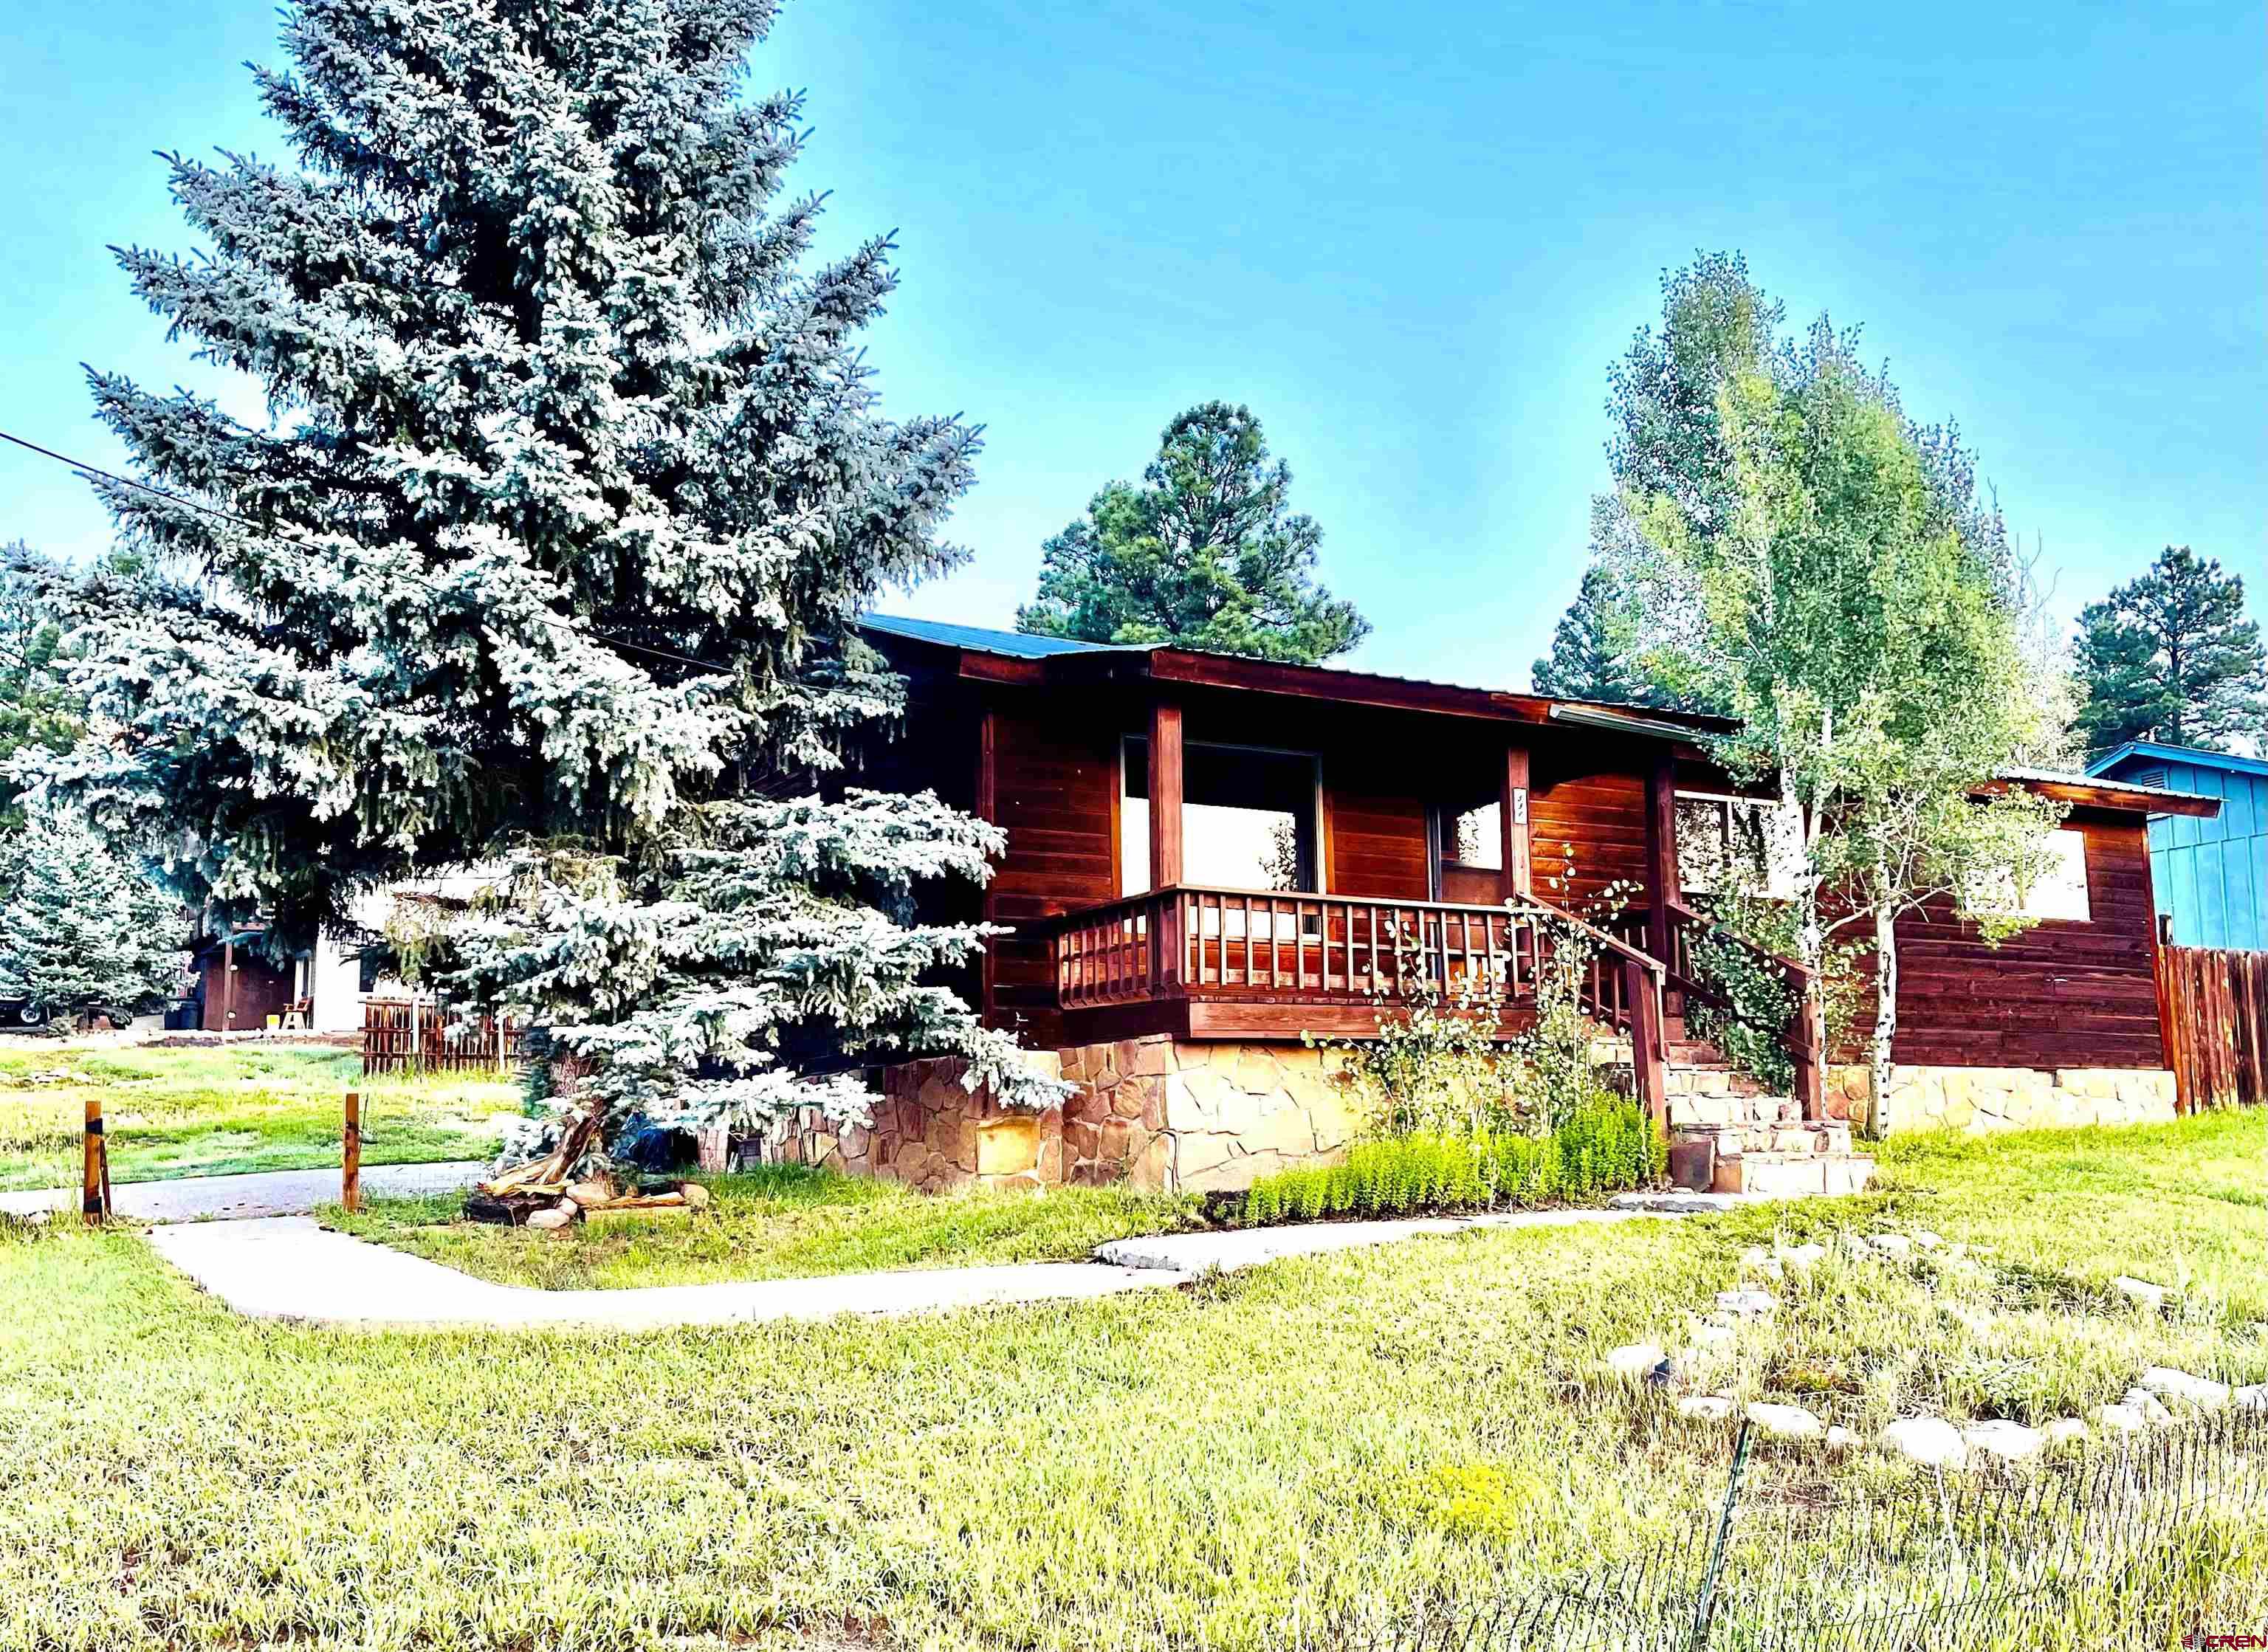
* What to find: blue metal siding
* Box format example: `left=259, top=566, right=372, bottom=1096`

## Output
left=2106, top=752, right=2268, bottom=951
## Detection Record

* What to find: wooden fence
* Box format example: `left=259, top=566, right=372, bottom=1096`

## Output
left=362, top=999, right=526, bottom=1076
left=2159, top=942, right=2267, bottom=1112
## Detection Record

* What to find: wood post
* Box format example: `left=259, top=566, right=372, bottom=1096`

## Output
left=82, top=1094, right=108, bottom=1223
left=342, top=1090, right=362, bottom=1212
left=221, top=939, right=237, bottom=1031
left=1499, top=745, right=1533, bottom=901
left=1624, top=955, right=1669, bottom=1128
left=1149, top=699, right=1184, bottom=890
left=1643, top=751, right=1679, bottom=965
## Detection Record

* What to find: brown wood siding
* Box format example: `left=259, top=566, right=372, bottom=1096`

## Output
left=1853, top=813, right=2167, bottom=1071
left=1324, top=756, right=1432, bottom=900
left=984, top=703, right=1118, bottom=1046
left=1528, top=762, right=1649, bottom=912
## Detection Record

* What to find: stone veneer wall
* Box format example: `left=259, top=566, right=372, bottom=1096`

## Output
left=752, top=1037, right=1361, bottom=1195
left=1830, top=1063, right=2176, bottom=1135
left=1061, top=1036, right=1360, bottom=1193
left=748, top=1052, right=1067, bottom=1193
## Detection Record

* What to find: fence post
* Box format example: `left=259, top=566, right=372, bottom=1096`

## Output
left=1685, top=1419, right=1752, bottom=1652
left=342, top=1090, right=362, bottom=1212
left=82, top=1094, right=109, bottom=1223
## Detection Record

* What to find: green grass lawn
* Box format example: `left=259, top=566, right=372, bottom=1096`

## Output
left=1, top=1110, right=2264, bottom=1651
left=327, top=1166, right=1204, bottom=1288
left=0, top=1041, right=520, bottom=1191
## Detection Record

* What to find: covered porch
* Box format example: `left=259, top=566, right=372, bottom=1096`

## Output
left=1037, top=692, right=1824, bottom=1121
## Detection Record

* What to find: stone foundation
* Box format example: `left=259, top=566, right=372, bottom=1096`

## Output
left=753, top=1038, right=1361, bottom=1195
left=751, top=1052, right=1066, bottom=1193
left=1834, top=1064, right=2177, bottom=1135
left=1061, top=1036, right=1362, bottom=1192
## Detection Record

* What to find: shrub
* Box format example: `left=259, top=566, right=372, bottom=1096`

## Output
left=1239, top=1100, right=1665, bottom=1225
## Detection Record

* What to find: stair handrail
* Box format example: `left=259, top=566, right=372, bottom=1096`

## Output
left=1657, top=895, right=1825, bottom=1120
left=1505, top=895, right=1666, bottom=982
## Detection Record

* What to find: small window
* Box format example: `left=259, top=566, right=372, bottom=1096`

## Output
left=1440, top=802, right=1502, bottom=872
left=1970, top=829, right=2092, bottom=923
left=1122, top=737, right=1319, bottom=893
left=1676, top=792, right=1805, bottom=901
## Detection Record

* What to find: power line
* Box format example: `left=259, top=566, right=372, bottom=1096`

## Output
left=0, top=426, right=739, bottom=676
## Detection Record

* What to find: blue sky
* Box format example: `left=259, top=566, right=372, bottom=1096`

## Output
left=1, top=0, right=2259, bottom=688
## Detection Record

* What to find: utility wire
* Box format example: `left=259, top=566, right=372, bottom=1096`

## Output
left=0, top=426, right=740, bottom=676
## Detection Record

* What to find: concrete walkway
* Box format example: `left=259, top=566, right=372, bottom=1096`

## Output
left=140, top=1204, right=1676, bottom=1332
left=144, top=1216, right=1186, bottom=1331
left=0, top=1160, right=486, bottom=1223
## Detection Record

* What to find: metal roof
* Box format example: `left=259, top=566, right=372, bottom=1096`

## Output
left=2087, top=739, right=2268, bottom=782
left=858, top=613, right=1130, bottom=659
left=859, top=611, right=1734, bottom=732
left=2001, top=765, right=2221, bottom=804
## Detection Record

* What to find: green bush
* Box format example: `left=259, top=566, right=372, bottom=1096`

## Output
left=1239, top=1101, right=1666, bottom=1225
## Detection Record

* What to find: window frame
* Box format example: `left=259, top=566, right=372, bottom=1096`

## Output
left=1673, top=788, right=1807, bottom=901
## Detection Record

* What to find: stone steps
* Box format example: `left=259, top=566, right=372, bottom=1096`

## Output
left=1667, top=1117, right=1874, bottom=1200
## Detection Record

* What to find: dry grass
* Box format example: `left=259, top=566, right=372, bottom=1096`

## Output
left=0, top=1109, right=2261, bottom=1651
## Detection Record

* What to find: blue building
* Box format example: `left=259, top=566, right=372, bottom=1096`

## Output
left=2087, top=740, right=2268, bottom=950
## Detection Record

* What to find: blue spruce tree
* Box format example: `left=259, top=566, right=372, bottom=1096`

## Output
left=50, top=0, right=1062, bottom=1150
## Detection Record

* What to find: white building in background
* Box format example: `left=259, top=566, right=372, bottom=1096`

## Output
left=293, top=867, right=506, bottom=1033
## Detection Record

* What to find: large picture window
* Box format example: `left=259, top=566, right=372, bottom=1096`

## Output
left=1121, top=737, right=1319, bottom=893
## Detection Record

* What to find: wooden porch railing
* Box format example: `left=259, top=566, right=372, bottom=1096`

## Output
left=1609, top=898, right=1824, bottom=1118
left=1052, top=887, right=1671, bottom=1120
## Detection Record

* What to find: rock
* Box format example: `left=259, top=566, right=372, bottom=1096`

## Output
left=1882, top=1417, right=1968, bottom=1468
left=680, top=1182, right=712, bottom=1211
left=1962, top=1420, right=2046, bottom=1462
left=524, top=1206, right=574, bottom=1232
left=2044, top=1418, right=2089, bottom=1448
left=2110, top=1276, right=2167, bottom=1312
left=2093, top=1403, right=2147, bottom=1433
left=1677, top=1396, right=1736, bottom=1422
left=2141, top=1367, right=2230, bottom=1412
left=1684, top=1322, right=1736, bottom=1349
left=1739, top=1246, right=1772, bottom=1270
left=1716, top=1290, right=1776, bottom=1318
left=1869, top=1233, right=1913, bottom=1259
left=1606, top=1342, right=1668, bottom=1383
left=2121, top=1387, right=2177, bottom=1428
left=1779, top=1243, right=1828, bottom=1273
left=1824, top=1425, right=1860, bottom=1452
left=1910, top=1231, right=1943, bottom=1250
left=1744, top=1402, right=1824, bottom=1441
left=2234, top=1385, right=2268, bottom=1413
left=563, top=1177, right=615, bottom=1208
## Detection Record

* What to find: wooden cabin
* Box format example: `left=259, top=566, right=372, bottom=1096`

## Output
left=772, top=616, right=2219, bottom=1195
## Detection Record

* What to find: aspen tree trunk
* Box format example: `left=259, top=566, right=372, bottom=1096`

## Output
left=1869, top=900, right=1899, bottom=1138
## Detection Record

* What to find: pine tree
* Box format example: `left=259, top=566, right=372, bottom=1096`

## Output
left=0, top=547, right=87, bottom=828
left=0, top=808, right=184, bottom=1019
left=2074, top=546, right=2266, bottom=754
left=1017, top=402, right=1369, bottom=663
left=1530, top=563, right=1662, bottom=706
left=49, top=0, right=1063, bottom=1144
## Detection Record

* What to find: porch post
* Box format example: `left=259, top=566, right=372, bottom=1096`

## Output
left=1149, top=699, right=1184, bottom=889
left=1499, top=745, right=1533, bottom=901
left=1643, top=751, right=1679, bottom=963
left=1149, top=699, right=1186, bottom=990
